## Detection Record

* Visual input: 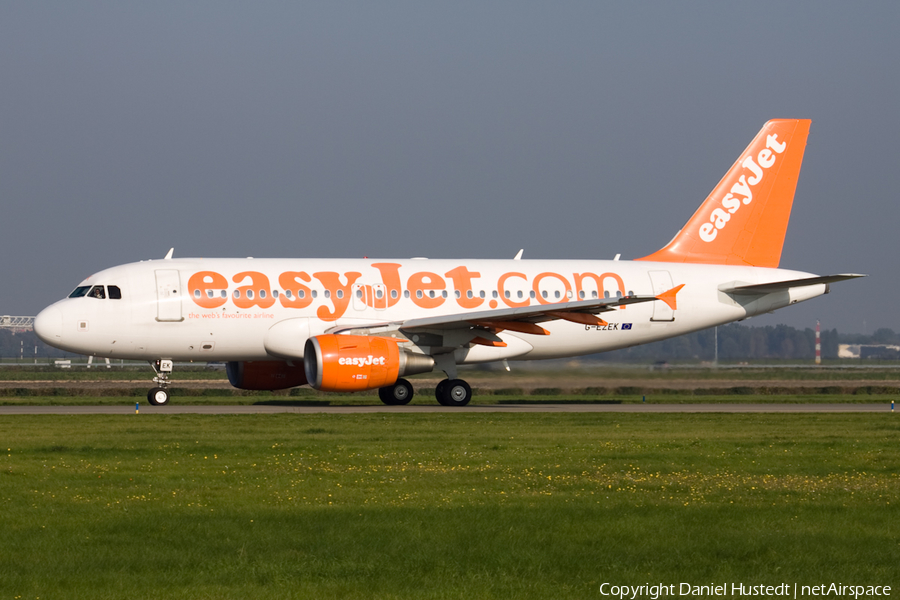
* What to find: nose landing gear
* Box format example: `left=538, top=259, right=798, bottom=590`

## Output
left=147, top=360, right=173, bottom=406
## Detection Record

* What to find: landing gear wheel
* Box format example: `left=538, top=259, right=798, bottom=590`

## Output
left=435, top=379, right=451, bottom=406
left=436, top=379, right=472, bottom=407
left=147, top=387, right=170, bottom=406
left=378, top=378, right=414, bottom=406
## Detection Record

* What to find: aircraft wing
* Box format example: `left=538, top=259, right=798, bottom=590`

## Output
left=327, top=293, right=665, bottom=339
left=719, top=274, right=866, bottom=295
left=398, top=295, right=659, bottom=333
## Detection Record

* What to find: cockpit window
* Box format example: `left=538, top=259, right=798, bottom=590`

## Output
left=108, top=285, right=122, bottom=299
left=69, top=286, right=91, bottom=298
left=88, top=286, right=106, bottom=299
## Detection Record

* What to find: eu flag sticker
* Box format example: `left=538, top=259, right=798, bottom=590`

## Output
left=622, top=323, right=633, bottom=330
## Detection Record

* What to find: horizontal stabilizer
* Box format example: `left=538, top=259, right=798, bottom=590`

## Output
left=719, top=274, right=866, bottom=295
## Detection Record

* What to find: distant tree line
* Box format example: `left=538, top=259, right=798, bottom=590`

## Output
left=2, top=324, right=899, bottom=362
left=595, top=323, right=843, bottom=362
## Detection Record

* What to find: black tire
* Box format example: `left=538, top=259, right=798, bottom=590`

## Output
left=147, top=387, right=170, bottom=406
left=435, top=379, right=451, bottom=406
left=378, top=378, right=414, bottom=405
left=437, top=379, right=472, bottom=407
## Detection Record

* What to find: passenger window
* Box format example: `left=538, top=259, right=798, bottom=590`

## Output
left=108, top=286, right=122, bottom=300
left=68, top=286, right=91, bottom=298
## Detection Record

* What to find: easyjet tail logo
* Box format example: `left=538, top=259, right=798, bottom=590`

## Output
left=698, top=133, right=787, bottom=243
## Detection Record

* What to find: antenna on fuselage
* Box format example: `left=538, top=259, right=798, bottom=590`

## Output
left=164, top=248, right=174, bottom=260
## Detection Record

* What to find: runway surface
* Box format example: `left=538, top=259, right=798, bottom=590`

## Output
left=0, top=403, right=892, bottom=414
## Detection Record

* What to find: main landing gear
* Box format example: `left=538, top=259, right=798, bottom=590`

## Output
left=435, top=378, right=472, bottom=407
left=147, top=359, right=173, bottom=406
left=376, top=377, right=473, bottom=406
left=378, top=378, right=414, bottom=405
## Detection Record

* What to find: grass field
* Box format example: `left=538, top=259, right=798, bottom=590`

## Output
left=1, top=413, right=897, bottom=599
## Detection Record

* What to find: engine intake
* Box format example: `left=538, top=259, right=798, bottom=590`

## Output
left=304, top=334, right=434, bottom=392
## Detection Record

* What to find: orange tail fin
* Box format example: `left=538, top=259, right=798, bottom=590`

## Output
left=637, top=119, right=811, bottom=268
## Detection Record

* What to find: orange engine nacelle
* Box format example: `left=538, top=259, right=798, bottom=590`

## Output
left=226, top=360, right=308, bottom=391
left=303, top=335, right=434, bottom=392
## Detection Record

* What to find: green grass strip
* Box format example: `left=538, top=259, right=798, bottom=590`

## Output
left=0, top=413, right=897, bottom=599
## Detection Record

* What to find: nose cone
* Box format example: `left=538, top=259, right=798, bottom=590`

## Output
left=34, top=304, right=63, bottom=345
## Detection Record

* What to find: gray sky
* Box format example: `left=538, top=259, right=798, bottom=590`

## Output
left=2, top=2, right=897, bottom=333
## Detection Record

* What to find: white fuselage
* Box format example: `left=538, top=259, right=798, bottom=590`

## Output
left=33, top=257, right=825, bottom=364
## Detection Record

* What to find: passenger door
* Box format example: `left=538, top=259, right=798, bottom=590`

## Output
left=155, top=270, right=184, bottom=322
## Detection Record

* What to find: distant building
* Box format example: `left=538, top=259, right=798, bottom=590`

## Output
left=838, top=344, right=900, bottom=359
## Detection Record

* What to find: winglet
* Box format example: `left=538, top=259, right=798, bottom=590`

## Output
left=637, top=119, right=811, bottom=268
left=655, top=284, right=685, bottom=311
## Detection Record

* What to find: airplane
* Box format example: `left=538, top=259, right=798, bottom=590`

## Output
left=34, top=119, right=863, bottom=407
